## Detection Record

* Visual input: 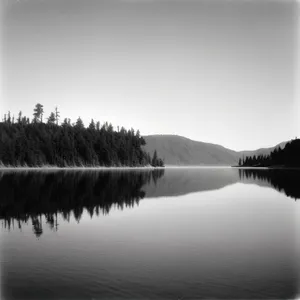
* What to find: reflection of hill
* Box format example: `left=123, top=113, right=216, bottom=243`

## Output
left=143, top=135, right=238, bottom=165
left=1, top=168, right=299, bottom=237
left=143, top=168, right=300, bottom=201
left=0, top=170, right=165, bottom=237
left=143, top=168, right=239, bottom=198
left=239, top=169, right=300, bottom=200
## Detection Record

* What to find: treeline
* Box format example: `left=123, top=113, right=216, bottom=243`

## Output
left=0, top=104, right=164, bottom=167
left=0, top=169, right=165, bottom=237
left=238, top=139, right=300, bottom=168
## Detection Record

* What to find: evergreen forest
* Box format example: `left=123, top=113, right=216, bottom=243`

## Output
left=0, top=104, right=164, bottom=167
left=238, top=138, right=300, bottom=168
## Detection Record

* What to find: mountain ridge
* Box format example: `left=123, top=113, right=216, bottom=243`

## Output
left=142, top=134, right=287, bottom=166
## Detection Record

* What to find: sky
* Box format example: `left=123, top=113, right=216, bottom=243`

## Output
left=0, top=0, right=299, bottom=151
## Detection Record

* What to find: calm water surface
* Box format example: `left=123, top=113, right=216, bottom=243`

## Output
left=0, top=168, right=299, bottom=299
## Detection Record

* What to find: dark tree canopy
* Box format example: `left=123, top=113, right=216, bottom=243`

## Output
left=239, top=139, right=300, bottom=168
left=47, top=112, right=56, bottom=125
left=0, top=104, right=164, bottom=168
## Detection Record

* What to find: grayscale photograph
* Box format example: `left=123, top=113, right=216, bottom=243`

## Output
left=0, top=0, right=299, bottom=299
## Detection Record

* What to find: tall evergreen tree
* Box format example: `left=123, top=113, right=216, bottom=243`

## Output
left=7, top=111, right=11, bottom=124
left=18, top=111, right=22, bottom=124
left=33, top=103, right=44, bottom=123
left=89, top=119, right=96, bottom=131
left=55, top=106, right=60, bottom=125
left=151, top=150, right=158, bottom=166
left=76, top=117, right=84, bottom=129
left=47, top=112, right=56, bottom=125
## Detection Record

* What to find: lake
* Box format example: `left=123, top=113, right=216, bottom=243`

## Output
left=0, top=168, right=299, bottom=299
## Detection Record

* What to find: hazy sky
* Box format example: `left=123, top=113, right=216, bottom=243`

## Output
left=1, top=0, right=299, bottom=150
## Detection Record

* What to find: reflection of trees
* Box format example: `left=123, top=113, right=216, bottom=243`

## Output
left=239, top=169, right=300, bottom=200
left=0, top=169, right=165, bottom=237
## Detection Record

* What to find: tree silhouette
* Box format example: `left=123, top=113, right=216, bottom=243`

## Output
left=33, top=103, right=44, bottom=123
left=89, top=119, right=96, bottom=131
left=0, top=104, right=164, bottom=168
left=55, top=106, right=60, bottom=125
left=152, top=150, right=158, bottom=166
left=18, top=111, right=22, bottom=124
left=76, top=117, right=84, bottom=129
left=240, top=139, right=300, bottom=168
left=47, top=112, right=56, bottom=125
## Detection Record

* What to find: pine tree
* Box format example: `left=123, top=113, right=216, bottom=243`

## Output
left=75, top=117, right=84, bottom=129
left=47, top=112, right=56, bottom=125
left=33, top=103, right=44, bottom=123
left=7, top=111, right=11, bottom=124
left=89, top=119, right=96, bottom=130
left=96, top=121, right=100, bottom=131
left=55, top=107, right=60, bottom=125
left=151, top=150, right=158, bottom=167
left=18, top=111, right=22, bottom=124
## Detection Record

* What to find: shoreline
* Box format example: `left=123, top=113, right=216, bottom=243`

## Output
left=231, top=166, right=300, bottom=170
left=0, top=165, right=238, bottom=171
left=1, top=165, right=299, bottom=171
left=0, top=166, right=165, bottom=171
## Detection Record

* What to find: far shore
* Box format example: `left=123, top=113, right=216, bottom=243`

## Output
left=1, top=165, right=300, bottom=171
left=231, top=165, right=300, bottom=170
left=0, top=165, right=236, bottom=171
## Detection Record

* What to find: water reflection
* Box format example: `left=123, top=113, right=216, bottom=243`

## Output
left=143, top=168, right=300, bottom=201
left=1, top=168, right=299, bottom=299
left=1, top=168, right=300, bottom=238
left=0, top=169, right=164, bottom=237
left=239, top=168, right=300, bottom=200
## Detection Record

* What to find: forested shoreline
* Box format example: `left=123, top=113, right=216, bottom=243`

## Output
left=0, top=104, right=164, bottom=168
left=237, top=138, right=300, bottom=168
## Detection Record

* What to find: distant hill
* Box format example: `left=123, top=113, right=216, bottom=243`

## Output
left=143, top=135, right=239, bottom=166
left=238, top=141, right=287, bottom=158
left=143, top=135, right=287, bottom=166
